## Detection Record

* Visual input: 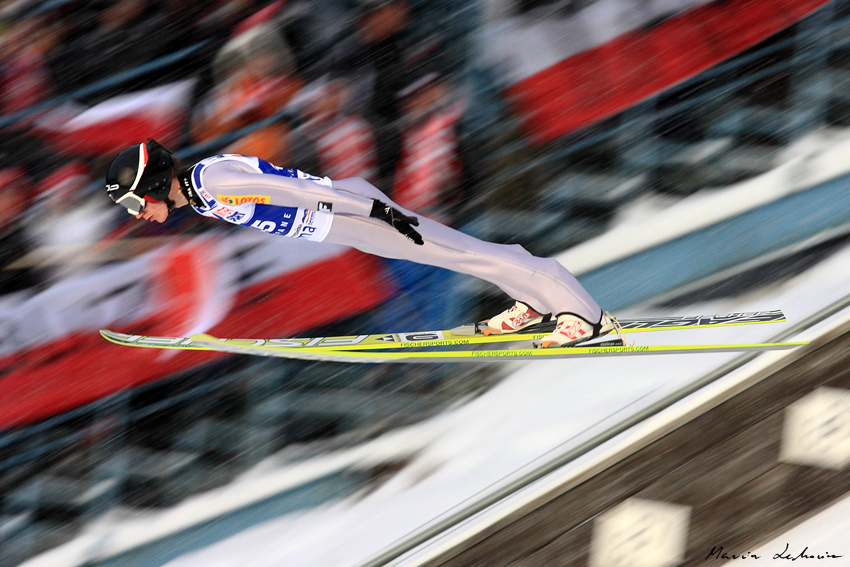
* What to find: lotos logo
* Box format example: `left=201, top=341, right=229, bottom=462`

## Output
left=216, top=194, right=271, bottom=205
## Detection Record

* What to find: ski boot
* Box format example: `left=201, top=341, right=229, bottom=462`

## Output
left=451, top=301, right=551, bottom=336
left=533, top=311, right=621, bottom=348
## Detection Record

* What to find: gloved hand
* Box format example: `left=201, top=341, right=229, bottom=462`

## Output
left=369, top=199, right=424, bottom=245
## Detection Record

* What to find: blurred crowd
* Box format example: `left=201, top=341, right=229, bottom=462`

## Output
left=0, top=0, right=479, bottom=318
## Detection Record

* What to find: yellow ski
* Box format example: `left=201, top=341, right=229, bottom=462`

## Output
left=100, top=309, right=787, bottom=353
left=185, top=333, right=808, bottom=364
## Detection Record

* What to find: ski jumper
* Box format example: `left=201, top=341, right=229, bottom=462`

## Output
left=185, top=154, right=602, bottom=320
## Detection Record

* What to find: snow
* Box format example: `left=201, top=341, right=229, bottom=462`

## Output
left=155, top=258, right=849, bottom=567
left=178, top=243, right=850, bottom=567
left=24, top=239, right=850, bottom=567
left=558, top=128, right=850, bottom=275
left=753, top=493, right=850, bottom=562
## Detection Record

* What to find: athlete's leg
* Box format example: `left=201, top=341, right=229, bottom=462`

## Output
left=326, top=177, right=601, bottom=320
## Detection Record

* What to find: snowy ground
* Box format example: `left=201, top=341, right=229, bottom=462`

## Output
left=26, top=238, right=848, bottom=566
left=754, top=493, right=850, bottom=562
left=28, top=227, right=850, bottom=567
left=150, top=242, right=850, bottom=567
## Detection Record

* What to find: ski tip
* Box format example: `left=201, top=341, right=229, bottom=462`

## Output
left=190, top=333, right=221, bottom=344
left=99, top=329, right=124, bottom=342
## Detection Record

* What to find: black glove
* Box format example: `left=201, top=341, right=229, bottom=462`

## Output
left=369, top=199, right=424, bottom=245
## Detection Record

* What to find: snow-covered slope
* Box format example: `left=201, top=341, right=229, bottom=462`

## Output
left=26, top=235, right=850, bottom=567
left=148, top=243, right=850, bottom=567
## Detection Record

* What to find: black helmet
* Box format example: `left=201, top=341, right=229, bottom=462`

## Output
left=105, top=139, right=175, bottom=214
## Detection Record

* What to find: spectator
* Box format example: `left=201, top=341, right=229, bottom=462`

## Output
left=0, top=167, right=42, bottom=294
left=26, top=161, right=115, bottom=283
left=192, top=22, right=303, bottom=164
left=331, top=0, right=414, bottom=184
left=392, top=65, right=466, bottom=224
left=0, top=15, right=57, bottom=117
left=275, top=0, right=353, bottom=79
left=195, top=0, right=268, bottom=43
left=189, top=0, right=277, bottom=99
left=157, top=0, right=217, bottom=55
left=48, top=0, right=171, bottom=96
left=0, top=130, right=60, bottom=183
left=295, top=77, right=379, bottom=183
left=352, top=0, right=411, bottom=126
left=383, top=62, right=468, bottom=331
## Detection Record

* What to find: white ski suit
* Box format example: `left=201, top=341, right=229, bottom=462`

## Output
left=183, top=154, right=602, bottom=320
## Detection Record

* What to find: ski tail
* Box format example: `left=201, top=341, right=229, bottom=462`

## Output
left=452, top=309, right=786, bottom=336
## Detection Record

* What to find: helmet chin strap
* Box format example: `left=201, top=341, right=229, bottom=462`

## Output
left=177, top=167, right=201, bottom=207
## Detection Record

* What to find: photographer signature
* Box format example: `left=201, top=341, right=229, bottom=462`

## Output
left=706, top=544, right=843, bottom=561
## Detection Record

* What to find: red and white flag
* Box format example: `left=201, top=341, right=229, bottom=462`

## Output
left=483, top=0, right=830, bottom=144
left=0, top=230, right=394, bottom=428
left=33, top=79, right=196, bottom=157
